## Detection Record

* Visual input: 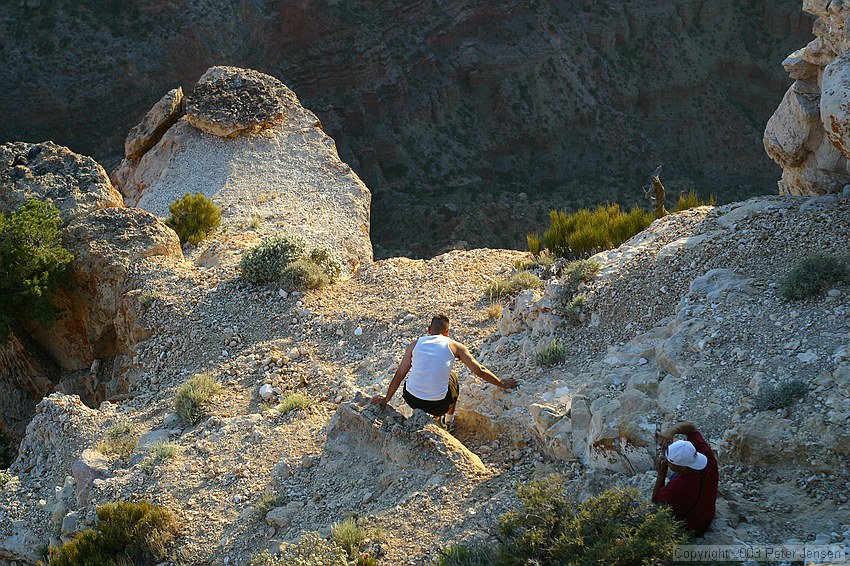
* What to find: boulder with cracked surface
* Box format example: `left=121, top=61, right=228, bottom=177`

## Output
left=0, top=141, right=122, bottom=223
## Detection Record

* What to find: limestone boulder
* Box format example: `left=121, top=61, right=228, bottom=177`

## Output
left=821, top=54, right=850, bottom=159
left=116, top=67, right=372, bottom=272
left=765, top=1, right=850, bottom=195
left=125, top=87, right=185, bottom=159
left=185, top=66, right=298, bottom=137
left=764, top=84, right=821, bottom=167
left=12, top=394, right=106, bottom=489
left=0, top=142, right=122, bottom=223
left=27, top=207, right=181, bottom=371
left=71, top=449, right=111, bottom=505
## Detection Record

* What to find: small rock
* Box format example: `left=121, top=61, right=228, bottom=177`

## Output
left=354, top=327, right=363, bottom=336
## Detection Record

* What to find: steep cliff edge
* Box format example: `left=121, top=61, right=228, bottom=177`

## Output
left=0, top=0, right=812, bottom=256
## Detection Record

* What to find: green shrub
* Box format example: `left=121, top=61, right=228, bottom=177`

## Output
left=356, top=555, right=378, bottom=566
left=527, top=233, right=543, bottom=256
left=780, top=253, right=848, bottom=300
left=674, top=190, right=715, bottom=212
left=249, top=532, right=348, bottom=566
left=560, top=293, right=587, bottom=325
left=281, top=259, right=330, bottom=291
left=437, top=543, right=494, bottom=566
left=174, top=373, right=221, bottom=425
left=536, top=340, right=567, bottom=366
left=484, top=271, right=543, bottom=300
left=309, top=247, right=343, bottom=281
left=277, top=393, right=310, bottom=415
left=543, top=204, right=653, bottom=259
left=331, top=517, right=367, bottom=559
left=97, top=422, right=138, bottom=460
left=513, top=250, right=556, bottom=272
left=139, top=442, right=179, bottom=473
left=240, top=235, right=308, bottom=283
left=255, top=493, right=287, bottom=515
left=164, top=192, right=221, bottom=245
left=753, top=378, right=807, bottom=412
left=554, top=259, right=600, bottom=320
left=0, top=198, right=73, bottom=342
left=45, top=500, right=179, bottom=565
left=496, top=477, right=687, bottom=565
left=0, top=469, right=11, bottom=490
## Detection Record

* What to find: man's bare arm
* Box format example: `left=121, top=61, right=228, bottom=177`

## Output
left=452, top=341, right=518, bottom=390
left=657, top=421, right=698, bottom=449
left=371, top=341, right=416, bottom=405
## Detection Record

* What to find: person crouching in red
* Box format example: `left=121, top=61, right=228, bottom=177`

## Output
left=652, top=421, right=719, bottom=536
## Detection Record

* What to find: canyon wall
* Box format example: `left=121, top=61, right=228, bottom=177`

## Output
left=0, top=0, right=811, bottom=255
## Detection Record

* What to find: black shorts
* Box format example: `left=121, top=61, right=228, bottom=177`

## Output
left=402, top=371, right=459, bottom=417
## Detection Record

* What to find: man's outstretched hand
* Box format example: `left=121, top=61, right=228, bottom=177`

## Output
left=500, top=377, right=519, bottom=390
left=370, top=395, right=388, bottom=405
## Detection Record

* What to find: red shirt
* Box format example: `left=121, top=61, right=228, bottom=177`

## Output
left=653, top=432, right=719, bottom=535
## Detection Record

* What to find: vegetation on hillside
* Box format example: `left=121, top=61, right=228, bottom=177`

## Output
left=43, top=500, right=179, bottom=565
left=240, top=235, right=343, bottom=290
left=0, top=198, right=74, bottom=342
left=165, top=192, right=222, bottom=245
left=438, top=476, right=688, bottom=565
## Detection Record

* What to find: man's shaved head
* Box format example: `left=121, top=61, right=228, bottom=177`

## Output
left=429, top=314, right=450, bottom=335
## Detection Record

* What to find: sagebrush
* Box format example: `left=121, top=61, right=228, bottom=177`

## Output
left=43, top=500, right=179, bottom=565
left=536, top=339, right=567, bottom=366
left=240, top=235, right=308, bottom=283
left=174, top=373, right=221, bottom=425
left=331, top=517, right=367, bottom=559
left=248, top=531, right=348, bottom=566
left=674, top=190, right=715, bottom=212
left=484, top=271, right=542, bottom=300
left=281, top=259, right=330, bottom=290
left=555, top=259, right=600, bottom=320
left=277, top=393, right=310, bottom=415
left=753, top=378, right=807, bottom=412
left=543, top=204, right=654, bottom=258
left=780, top=253, right=848, bottom=300
left=97, top=422, right=138, bottom=460
left=309, top=247, right=343, bottom=281
left=0, top=198, right=73, bottom=342
left=495, top=477, right=687, bottom=565
left=164, top=192, right=221, bottom=245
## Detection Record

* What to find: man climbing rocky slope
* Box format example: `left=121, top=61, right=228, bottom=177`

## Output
left=1, top=37, right=849, bottom=564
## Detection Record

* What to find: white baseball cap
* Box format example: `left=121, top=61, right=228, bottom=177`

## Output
left=666, top=440, right=708, bottom=470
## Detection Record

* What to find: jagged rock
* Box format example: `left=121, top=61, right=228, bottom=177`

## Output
left=0, top=334, right=56, bottom=439
left=323, top=395, right=485, bottom=478
left=765, top=1, right=850, bottom=195
left=0, top=141, right=122, bottom=223
left=126, top=87, right=185, bottom=159
left=71, top=449, right=111, bottom=505
left=12, top=394, right=106, bottom=489
left=185, top=66, right=297, bottom=138
left=115, top=66, right=372, bottom=272
left=27, top=207, right=182, bottom=372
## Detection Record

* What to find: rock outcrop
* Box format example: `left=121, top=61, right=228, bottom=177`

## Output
left=764, top=1, right=850, bottom=195
left=0, top=141, right=184, bottom=441
left=112, top=66, right=373, bottom=272
left=0, top=141, right=122, bottom=222
left=31, top=207, right=182, bottom=372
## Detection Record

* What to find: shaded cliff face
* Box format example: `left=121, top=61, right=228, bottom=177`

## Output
left=0, top=0, right=811, bottom=256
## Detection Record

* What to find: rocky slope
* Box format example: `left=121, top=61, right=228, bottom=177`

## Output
left=0, top=0, right=813, bottom=256
left=1, top=186, right=848, bottom=564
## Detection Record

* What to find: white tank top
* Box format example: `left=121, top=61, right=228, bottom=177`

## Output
left=405, top=334, right=455, bottom=401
